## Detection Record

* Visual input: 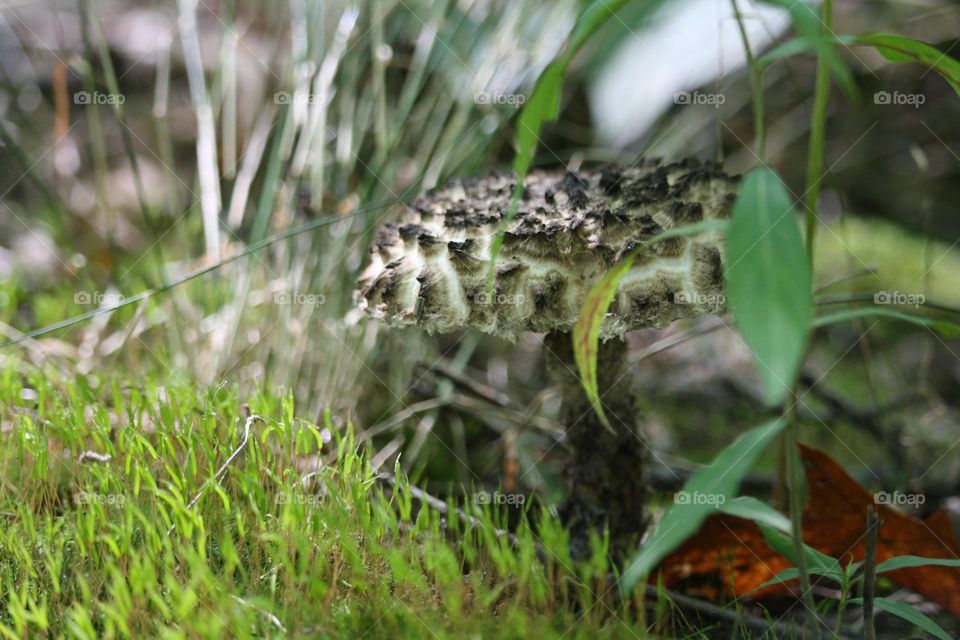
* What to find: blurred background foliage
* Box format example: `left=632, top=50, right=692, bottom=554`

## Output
left=0, top=0, right=959, bottom=510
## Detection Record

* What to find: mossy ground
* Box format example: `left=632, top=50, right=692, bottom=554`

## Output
left=0, top=368, right=674, bottom=639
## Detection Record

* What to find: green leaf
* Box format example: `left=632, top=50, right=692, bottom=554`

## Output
left=760, top=526, right=843, bottom=582
left=848, top=597, right=952, bottom=640
left=718, top=497, right=791, bottom=533
left=875, top=555, right=960, bottom=574
left=759, top=0, right=856, bottom=97
left=619, top=419, right=787, bottom=594
left=856, top=33, right=960, bottom=97
left=755, top=565, right=843, bottom=592
left=573, top=220, right=728, bottom=427
left=725, top=168, right=812, bottom=406
left=814, top=307, right=960, bottom=337
left=759, top=34, right=857, bottom=71
left=486, top=0, right=631, bottom=289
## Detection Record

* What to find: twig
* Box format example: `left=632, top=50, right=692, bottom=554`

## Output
left=862, top=507, right=880, bottom=640
left=229, top=594, right=286, bottom=632
left=644, top=584, right=835, bottom=640
left=373, top=470, right=517, bottom=545
left=417, top=362, right=513, bottom=408
left=167, top=415, right=263, bottom=536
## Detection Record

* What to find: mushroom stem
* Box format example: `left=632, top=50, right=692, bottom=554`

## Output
left=544, top=332, right=649, bottom=562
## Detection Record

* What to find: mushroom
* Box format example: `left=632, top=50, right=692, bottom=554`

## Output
left=358, top=159, right=739, bottom=560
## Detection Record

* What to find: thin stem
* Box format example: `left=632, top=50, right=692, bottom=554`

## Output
left=863, top=507, right=880, bottom=640
left=832, top=573, right=850, bottom=639
left=805, top=0, right=834, bottom=266
left=731, top=0, right=766, bottom=161
left=785, top=402, right=817, bottom=625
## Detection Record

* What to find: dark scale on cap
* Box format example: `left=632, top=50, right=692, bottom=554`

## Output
left=399, top=223, right=423, bottom=241
left=447, top=239, right=483, bottom=273
left=414, top=266, right=455, bottom=328
left=530, top=272, right=569, bottom=327
left=560, top=171, right=589, bottom=209
left=417, top=232, right=444, bottom=258
left=599, top=168, right=624, bottom=195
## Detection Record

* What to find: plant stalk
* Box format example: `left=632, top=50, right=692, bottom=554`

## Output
left=731, top=0, right=766, bottom=161
left=862, top=507, right=880, bottom=640
left=805, top=0, right=834, bottom=266
left=785, top=402, right=817, bottom=627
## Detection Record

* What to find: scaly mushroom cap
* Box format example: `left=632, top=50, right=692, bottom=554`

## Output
left=358, top=159, right=738, bottom=342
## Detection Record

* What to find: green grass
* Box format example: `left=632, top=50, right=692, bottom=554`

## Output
left=0, top=367, right=660, bottom=639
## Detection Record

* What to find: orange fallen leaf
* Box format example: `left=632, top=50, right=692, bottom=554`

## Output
left=655, top=444, right=960, bottom=617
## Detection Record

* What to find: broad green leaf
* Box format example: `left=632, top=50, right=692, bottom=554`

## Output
left=573, top=220, right=728, bottom=427
left=849, top=597, right=952, bottom=640
left=760, top=526, right=843, bottom=581
left=725, top=168, right=812, bottom=406
left=718, top=497, right=791, bottom=533
left=856, top=33, right=960, bottom=97
left=619, top=419, right=786, bottom=594
left=875, top=555, right=960, bottom=574
left=486, top=0, right=631, bottom=289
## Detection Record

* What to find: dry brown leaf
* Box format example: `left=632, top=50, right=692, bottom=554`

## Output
left=655, top=444, right=960, bottom=617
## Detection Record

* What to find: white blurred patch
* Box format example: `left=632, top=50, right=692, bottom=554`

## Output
left=589, top=0, right=792, bottom=147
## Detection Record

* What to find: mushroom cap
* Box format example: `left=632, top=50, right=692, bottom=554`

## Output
left=357, top=159, right=738, bottom=342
